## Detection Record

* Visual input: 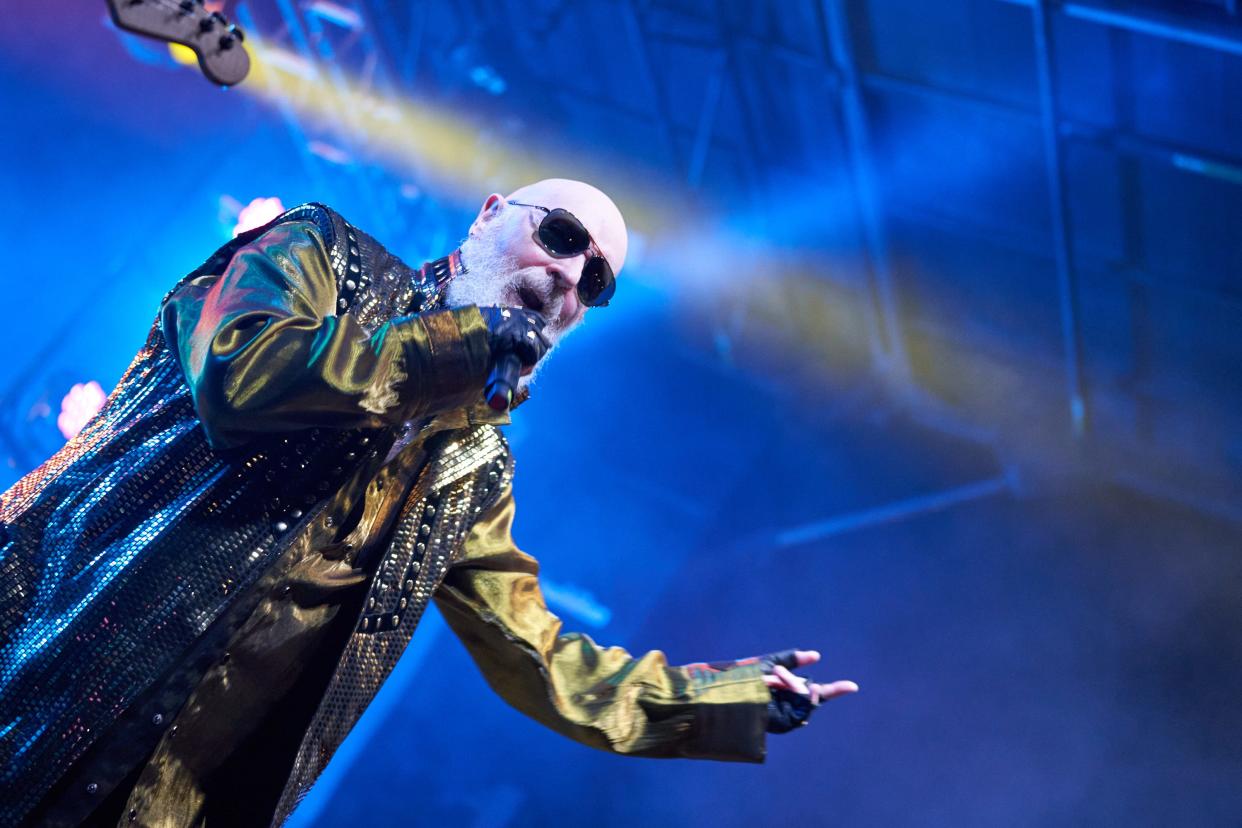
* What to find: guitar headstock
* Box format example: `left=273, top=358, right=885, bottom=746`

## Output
left=105, top=0, right=250, bottom=87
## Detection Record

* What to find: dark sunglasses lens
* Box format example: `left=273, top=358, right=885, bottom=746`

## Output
left=538, top=212, right=590, bottom=255
left=579, top=257, right=615, bottom=307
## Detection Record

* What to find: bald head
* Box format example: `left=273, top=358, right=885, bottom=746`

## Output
left=452, top=178, right=628, bottom=346
left=504, top=178, right=628, bottom=275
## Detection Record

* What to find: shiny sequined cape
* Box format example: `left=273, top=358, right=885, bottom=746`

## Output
left=0, top=203, right=497, bottom=826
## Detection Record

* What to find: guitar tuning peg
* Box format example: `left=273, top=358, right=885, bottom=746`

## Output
left=218, top=24, right=243, bottom=50
left=200, top=11, right=227, bottom=32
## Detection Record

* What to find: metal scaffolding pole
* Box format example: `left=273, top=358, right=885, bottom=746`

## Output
left=618, top=0, right=684, bottom=174
left=1064, top=1, right=1242, bottom=57
left=686, top=51, right=726, bottom=191
left=999, top=0, right=1242, bottom=58
left=1032, top=0, right=1089, bottom=436
left=820, top=0, right=912, bottom=387
left=860, top=67, right=1242, bottom=190
left=767, top=475, right=1013, bottom=549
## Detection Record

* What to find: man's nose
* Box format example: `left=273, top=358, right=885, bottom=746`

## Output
left=550, top=257, right=584, bottom=290
left=550, top=261, right=584, bottom=319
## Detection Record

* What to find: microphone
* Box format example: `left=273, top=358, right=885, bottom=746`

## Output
left=485, top=353, right=522, bottom=411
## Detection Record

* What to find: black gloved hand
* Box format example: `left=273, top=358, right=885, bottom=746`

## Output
left=756, top=649, right=801, bottom=675
left=756, top=649, right=819, bottom=734
left=693, top=648, right=855, bottom=734
left=478, top=306, right=552, bottom=369
left=768, top=687, right=817, bottom=734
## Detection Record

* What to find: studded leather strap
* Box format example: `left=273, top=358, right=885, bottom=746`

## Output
left=271, top=426, right=512, bottom=825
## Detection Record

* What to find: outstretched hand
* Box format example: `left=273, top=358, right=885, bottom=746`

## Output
left=687, top=648, right=857, bottom=733
left=761, top=649, right=859, bottom=705
left=756, top=649, right=858, bottom=734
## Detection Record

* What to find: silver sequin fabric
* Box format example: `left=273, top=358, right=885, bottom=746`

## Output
left=0, top=203, right=464, bottom=827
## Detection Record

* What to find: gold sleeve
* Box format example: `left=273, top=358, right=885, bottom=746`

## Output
left=434, top=485, right=771, bottom=763
left=160, top=220, right=492, bottom=450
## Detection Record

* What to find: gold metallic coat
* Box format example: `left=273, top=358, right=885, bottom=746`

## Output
left=10, top=206, right=769, bottom=828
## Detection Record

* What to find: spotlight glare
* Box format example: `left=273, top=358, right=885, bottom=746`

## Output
left=233, top=197, right=286, bottom=237
left=58, top=381, right=107, bottom=441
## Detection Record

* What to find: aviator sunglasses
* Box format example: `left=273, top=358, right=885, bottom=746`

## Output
left=507, top=200, right=616, bottom=307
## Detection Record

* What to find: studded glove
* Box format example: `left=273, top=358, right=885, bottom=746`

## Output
left=478, top=307, right=552, bottom=369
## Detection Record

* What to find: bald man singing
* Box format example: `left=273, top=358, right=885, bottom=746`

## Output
left=0, top=180, right=856, bottom=828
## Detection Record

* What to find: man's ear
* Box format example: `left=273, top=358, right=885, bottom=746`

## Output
left=468, top=193, right=506, bottom=237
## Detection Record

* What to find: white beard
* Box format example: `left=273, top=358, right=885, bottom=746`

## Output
left=445, top=236, right=520, bottom=310
left=447, top=236, right=576, bottom=390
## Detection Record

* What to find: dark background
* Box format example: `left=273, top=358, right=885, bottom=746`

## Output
left=2, top=1, right=1240, bottom=825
